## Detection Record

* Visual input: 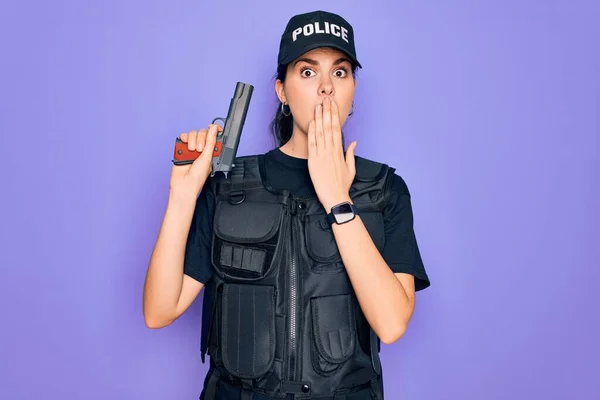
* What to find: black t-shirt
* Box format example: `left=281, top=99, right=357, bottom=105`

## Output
left=184, top=148, right=430, bottom=291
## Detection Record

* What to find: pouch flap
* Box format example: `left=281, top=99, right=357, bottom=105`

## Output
left=214, top=200, right=282, bottom=243
left=304, top=214, right=341, bottom=263
left=221, top=283, right=276, bottom=379
left=310, top=294, right=355, bottom=364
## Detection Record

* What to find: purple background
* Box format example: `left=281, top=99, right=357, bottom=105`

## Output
left=1, top=0, right=599, bottom=399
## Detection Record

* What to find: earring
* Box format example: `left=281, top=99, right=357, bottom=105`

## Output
left=348, top=102, right=355, bottom=116
left=281, top=102, right=291, bottom=116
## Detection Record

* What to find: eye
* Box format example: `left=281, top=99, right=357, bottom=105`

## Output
left=334, top=68, right=348, bottom=78
left=300, top=67, right=316, bottom=78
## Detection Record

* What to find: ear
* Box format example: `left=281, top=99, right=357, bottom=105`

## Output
left=275, top=79, right=287, bottom=104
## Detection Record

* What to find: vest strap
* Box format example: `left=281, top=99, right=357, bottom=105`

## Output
left=230, top=160, right=246, bottom=193
left=241, top=389, right=254, bottom=400
left=241, top=378, right=254, bottom=400
left=212, top=156, right=266, bottom=199
left=369, top=329, right=384, bottom=400
left=369, top=375, right=384, bottom=400
left=370, top=327, right=381, bottom=375
left=202, top=369, right=220, bottom=400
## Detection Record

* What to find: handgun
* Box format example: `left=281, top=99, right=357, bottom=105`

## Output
left=172, top=81, right=254, bottom=179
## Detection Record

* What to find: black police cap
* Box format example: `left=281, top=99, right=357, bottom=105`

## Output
left=277, top=10, right=362, bottom=69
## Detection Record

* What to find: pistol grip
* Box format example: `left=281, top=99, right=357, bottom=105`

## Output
left=172, top=137, right=223, bottom=165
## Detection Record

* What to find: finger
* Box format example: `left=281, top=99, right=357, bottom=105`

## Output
left=212, top=123, right=224, bottom=138
left=307, top=120, right=317, bottom=157
left=196, top=129, right=207, bottom=152
left=315, top=103, right=325, bottom=150
left=179, top=132, right=188, bottom=143
left=331, top=99, right=343, bottom=152
left=346, top=141, right=357, bottom=176
left=187, top=130, right=197, bottom=151
left=323, top=97, right=332, bottom=149
left=202, top=125, right=219, bottom=162
left=207, top=124, right=224, bottom=154
left=191, top=124, right=218, bottom=176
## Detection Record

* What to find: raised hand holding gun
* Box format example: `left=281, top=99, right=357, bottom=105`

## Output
left=170, top=81, right=253, bottom=201
left=169, top=123, right=222, bottom=201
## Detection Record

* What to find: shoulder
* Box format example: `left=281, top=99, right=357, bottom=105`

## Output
left=206, top=152, right=266, bottom=187
left=233, top=152, right=265, bottom=162
left=353, top=155, right=391, bottom=181
left=353, top=155, right=410, bottom=193
left=352, top=154, right=412, bottom=196
left=229, top=152, right=265, bottom=169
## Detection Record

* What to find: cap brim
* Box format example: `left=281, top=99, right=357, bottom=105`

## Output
left=279, top=42, right=362, bottom=69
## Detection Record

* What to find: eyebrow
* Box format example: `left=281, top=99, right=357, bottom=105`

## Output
left=293, top=57, right=352, bottom=66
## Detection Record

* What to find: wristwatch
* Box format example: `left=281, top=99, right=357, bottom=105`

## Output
left=326, top=201, right=359, bottom=225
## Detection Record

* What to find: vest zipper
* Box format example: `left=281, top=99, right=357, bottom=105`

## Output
left=287, top=199, right=299, bottom=382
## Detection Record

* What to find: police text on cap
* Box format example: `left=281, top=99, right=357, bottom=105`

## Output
left=291, top=22, right=349, bottom=43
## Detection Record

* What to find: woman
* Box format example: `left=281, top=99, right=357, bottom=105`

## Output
left=143, top=9, right=430, bottom=400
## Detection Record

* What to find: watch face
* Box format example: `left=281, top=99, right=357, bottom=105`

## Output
left=333, top=202, right=355, bottom=224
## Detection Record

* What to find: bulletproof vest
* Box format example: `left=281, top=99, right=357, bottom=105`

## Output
left=199, top=154, right=395, bottom=400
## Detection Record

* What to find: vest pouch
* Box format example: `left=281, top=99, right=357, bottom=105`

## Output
left=304, top=214, right=344, bottom=273
left=221, top=283, right=276, bottom=379
left=304, top=210, right=386, bottom=273
left=213, top=199, right=283, bottom=281
left=310, top=294, right=356, bottom=376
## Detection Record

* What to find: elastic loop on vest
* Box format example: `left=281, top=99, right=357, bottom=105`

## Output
left=228, top=190, right=246, bottom=205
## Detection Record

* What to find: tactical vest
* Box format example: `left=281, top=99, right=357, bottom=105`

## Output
left=199, top=154, right=395, bottom=400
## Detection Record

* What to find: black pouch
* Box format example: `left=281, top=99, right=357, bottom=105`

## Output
left=310, top=294, right=356, bottom=376
left=221, top=283, right=276, bottom=379
left=304, top=210, right=385, bottom=274
left=304, top=213, right=344, bottom=273
left=212, top=199, right=283, bottom=280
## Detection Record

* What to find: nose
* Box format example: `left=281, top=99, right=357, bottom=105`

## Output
left=318, top=76, right=334, bottom=97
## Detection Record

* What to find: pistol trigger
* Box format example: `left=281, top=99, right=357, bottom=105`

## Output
left=211, top=117, right=226, bottom=136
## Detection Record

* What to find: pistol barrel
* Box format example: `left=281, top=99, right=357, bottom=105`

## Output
left=212, top=82, right=254, bottom=175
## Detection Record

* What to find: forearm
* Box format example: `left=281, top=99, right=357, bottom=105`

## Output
left=143, top=191, right=197, bottom=324
left=329, top=201, right=413, bottom=343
